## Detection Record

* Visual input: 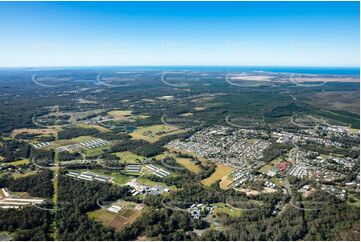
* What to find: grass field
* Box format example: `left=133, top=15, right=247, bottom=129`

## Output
left=112, top=173, right=132, bottom=185
left=6, top=159, right=29, bottom=166
left=219, top=175, right=234, bottom=189
left=270, top=177, right=284, bottom=186
left=130, top=125, right=186, bottom=143
left=88, top=209, right=115, bottom=225
left=113, top=151, right=145, bottom=163
left=83, top=145, right=110, bottom=157
left=350, top=128, right=360, bottom=134
left=175, top=157, right=201, bottom=174
left=137, top=176, right=163, bottom=186
left=201, top=163, right=234, bottom=186
left=11, top=128, right=58, bottom=138
left=12, top=170, right=37, bottom=179
left=347, top=194, right=360, bottom=208
left=108, top=110, right=149, bottom=122
left=137, top=176, right=173, bottom=189
left=213, top=203, right=242, bottom=217
left=167, top=147, right=209, bottom=166
left=258, top=164, right=273, bottom=174
left=75, top=122, right=110, bottom=132
left=108, top=110, right=132, bottom=119
left=271, top=156, right=284, bottom=165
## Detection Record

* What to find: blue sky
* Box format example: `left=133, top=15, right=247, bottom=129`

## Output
left=0, top=1, right=359, bottom=67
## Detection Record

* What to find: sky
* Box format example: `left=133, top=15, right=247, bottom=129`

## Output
left=0, top=1, right=359, bottom=67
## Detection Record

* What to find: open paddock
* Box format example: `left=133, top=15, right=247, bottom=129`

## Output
left=108, top=110, right=133, bottom=120
left=88, top=209, right=115, bottom=225
left=201, top=163, right=234, bottom=186
left=75, top=122, right=110, bottom=133
left=108, top=215, right=129, bottom=230
left=88, top=202, right=142, bottom=231
left=130, top=125, right=186, bottom=143
left=113, top=151, right=145, bottom=164
left=219, top=175, right=234, bottom=189
left=11, top=128, right=58, bottom=138
left=175, top=157, right=201, bottom=174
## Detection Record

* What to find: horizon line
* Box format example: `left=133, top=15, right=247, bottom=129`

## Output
left=0, top=65, right=359, bottom=69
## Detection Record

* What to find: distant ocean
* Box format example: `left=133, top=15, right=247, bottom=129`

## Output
left=20, top=66, right=360, bottom=76
left=107, top=66, right=360, bottom=75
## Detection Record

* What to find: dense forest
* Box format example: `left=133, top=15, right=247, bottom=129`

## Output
left=0, top=170, right=53, bottom=198
left=0, top=138, right=30, bottom=162
left=0, top=207, right=52, bottom=240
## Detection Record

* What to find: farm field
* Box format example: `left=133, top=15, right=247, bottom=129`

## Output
left=271, top=156, right=285, bottom=165
left=270, top=177, right=284, bottom=186
left=10, top=128, right=58, bottom=138
left=258, top=164, right=273, bottom=175
left=6, top=159, right=30, bottom=166
left=113, top=151, right=145, bottom=163
left=11, top=170, right=38, bottom=179
left=88, top=201, right=143, bottom=231
left=108, top=110, right=133, bottom=119
left=175, top=157, right=201, bottom=174
left=167, top=147, right=209, bottom=166
left=108, top=110, right=149, bottom=122
left=112, top=173, right=133, bottom=185
left=82, top=145, right=110, bottom=157
left=201, top=163, right=234, bottom=186
left=75, top=122, right=110, bottom=132
left=219, top=175, right=234, bottom=189
left=213, top=203, right=242, bottom=217
left=88, top=209, right=116, bottom=226
left=130, top=124, right=186, bottom=143
left=136, top=176, right=174, bottom=189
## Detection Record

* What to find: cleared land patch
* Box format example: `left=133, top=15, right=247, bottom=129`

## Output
left=88, top=209, right=115, bottom=225
left=113, top=151, right=145, bottom=163
left=219, top=175, right=234, bottom=189
left=213, top=203, right=242, bottom=217
left=88, top=201, right=143, bottom=231
left=201, top=163, right=234, bottom=186
left=6, top=159, right=29, bottom=166
left=258, top=164, right=273, bottom=175
left=76, top=122, right=110, bottom=132
left=175, top=157, right=201, bottom=174
left=108, top=110, right=132, bottom=120
left=167, top=147, right=209, bottom=166
left=130, top=125, right=186, bottom=143
left=11, top=128, right=58, bottom=138
left=107, top=110, right=149, bottom=122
